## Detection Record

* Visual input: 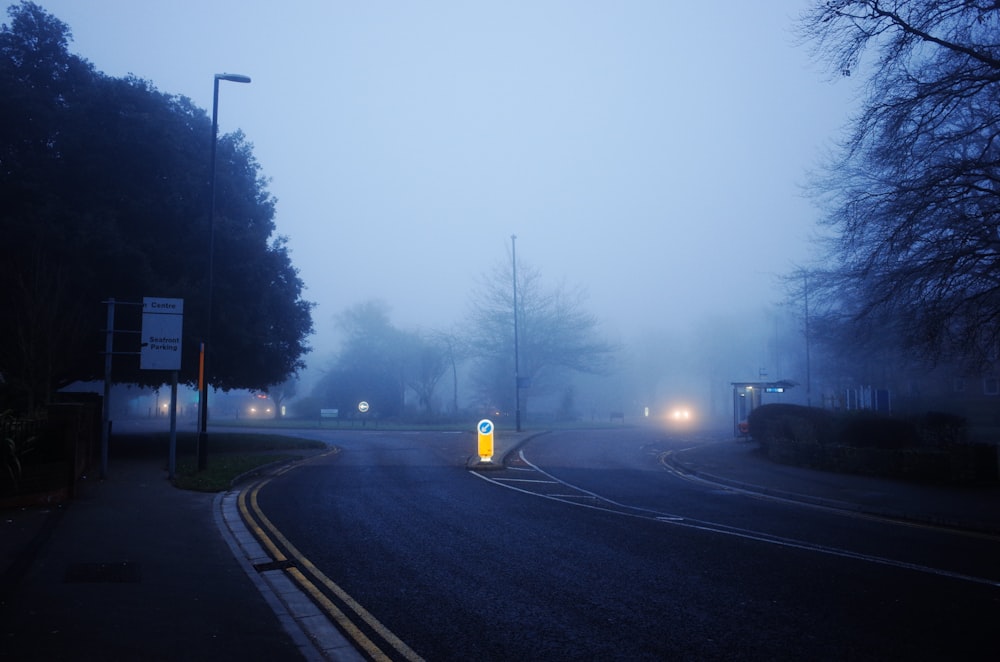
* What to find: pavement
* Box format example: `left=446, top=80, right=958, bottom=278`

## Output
left=0, top=432, right=344, bottom=661
left=2, top=429, right=999, bottom=661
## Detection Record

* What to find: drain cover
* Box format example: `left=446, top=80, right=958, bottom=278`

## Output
left=253, top=559, right=294, bottom=573
left=64, top=562, right=141, bottom=583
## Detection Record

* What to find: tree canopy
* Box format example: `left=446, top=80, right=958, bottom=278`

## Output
left=312, top=301, right=412, bottom=418
left=799, top=1, right=1000, bottom=369
left=0, top=2, right=313, bottom=410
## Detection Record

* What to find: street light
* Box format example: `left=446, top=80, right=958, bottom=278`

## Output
left=198, top=72, right=251, bottom=471
left=512, top=234, right=521, bottom=432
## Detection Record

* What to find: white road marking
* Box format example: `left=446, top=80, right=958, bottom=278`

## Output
left=469, top=449, right=1000, bottom=589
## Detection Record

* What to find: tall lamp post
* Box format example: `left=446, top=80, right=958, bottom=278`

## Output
left=512, top=234, right=521, bottom=432
left=803, top=271, right=812, bottom=407
left=198, top=72, right=251, bottom=471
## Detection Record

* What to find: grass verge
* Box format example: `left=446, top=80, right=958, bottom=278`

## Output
left=173, top=453, right=300, bottom=492
left=112, top=432, right=328, bottom=493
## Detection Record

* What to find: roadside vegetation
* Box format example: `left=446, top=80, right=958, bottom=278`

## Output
left=155, top=432, right=328, bottom=492
left=1, top=3, right=313, bottom=414
left=172, top=453, right=299, bottom=492
left=746, top=404, right=998, bottom=485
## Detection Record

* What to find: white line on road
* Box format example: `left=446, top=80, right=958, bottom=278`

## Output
left=470, top=449, right=1000, bottom=589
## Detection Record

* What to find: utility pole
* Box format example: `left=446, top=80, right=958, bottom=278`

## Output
left=512, top=234, right=521, bottom=432
left=804, top=272, right=812, bottom=407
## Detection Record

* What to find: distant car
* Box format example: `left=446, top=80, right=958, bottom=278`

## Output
left=669, top=406, right=691, bottom=421
left=664, top=404, right=696, bottom=428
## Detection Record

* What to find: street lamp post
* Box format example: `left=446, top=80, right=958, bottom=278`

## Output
left=198, top=72, right=251, bottom=471
left=803, top=272, right=812, bottom=407
left=512, top=234, right=521, bottom=432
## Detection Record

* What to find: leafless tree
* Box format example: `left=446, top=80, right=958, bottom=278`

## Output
left=799, top=1, right=1000, bottom=368
left=401, top=332, right=450, bottom=415
left=465, top=258, right=615, bottom=417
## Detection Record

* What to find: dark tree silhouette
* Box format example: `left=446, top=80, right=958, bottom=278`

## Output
left=0, top=2, right=312, bottom=410
left=799, top=1, right=1000, bottom=368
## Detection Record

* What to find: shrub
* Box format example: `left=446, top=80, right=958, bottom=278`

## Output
left=1, top=410, right=39, bottom=492
left=746, top=404, right=838, bottom=468
left=746, top=404, right=836, bottom=446
left=836, top=412, right=918, bottom=450
left=915, top=411, right=967, bottom=447
left=747, top=404, right=996, bottom=484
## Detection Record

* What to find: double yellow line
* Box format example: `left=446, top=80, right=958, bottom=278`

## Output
left=238, top=455, right=424, bottom=662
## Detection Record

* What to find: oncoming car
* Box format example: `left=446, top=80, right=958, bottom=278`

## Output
left=663, top=403, right=696, bottom=429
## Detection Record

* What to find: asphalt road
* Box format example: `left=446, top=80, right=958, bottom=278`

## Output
left=251, top=427, right=1000, bottom=661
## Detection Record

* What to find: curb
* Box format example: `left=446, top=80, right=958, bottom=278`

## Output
left=228, top=448, right=335, bottom=488
left=217, top=451, right=366, bottom=661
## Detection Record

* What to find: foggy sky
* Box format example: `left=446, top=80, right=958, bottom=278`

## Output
left=27, top=1, right=856, bottom=370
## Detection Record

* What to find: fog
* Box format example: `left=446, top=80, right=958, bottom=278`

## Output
left=31, top=1, right=858, bottom=418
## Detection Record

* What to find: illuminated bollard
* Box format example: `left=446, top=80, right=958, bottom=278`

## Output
left=477, top=419, right=494, bottom=462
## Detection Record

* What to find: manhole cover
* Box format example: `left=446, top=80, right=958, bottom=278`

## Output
left=64, top=562, right=141, bottom=583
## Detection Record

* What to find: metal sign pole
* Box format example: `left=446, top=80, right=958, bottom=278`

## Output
left=168, top=371, right=178, bottom=480
left=101, top=298, right=115, bottom=480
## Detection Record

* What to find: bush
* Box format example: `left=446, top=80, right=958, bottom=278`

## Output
left=837, top=412, right=917, bottom=450
left=747, top=404, right=996, bottom=484
left=746, top=404, right=836, bottom=447
left=915, top=411, right=967, bottom=446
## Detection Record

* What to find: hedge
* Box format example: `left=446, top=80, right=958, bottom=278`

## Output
left=745, top=404, right=997, bottom=484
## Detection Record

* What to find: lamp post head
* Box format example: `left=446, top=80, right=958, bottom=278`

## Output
left=215, top=73, right=251, bottom=84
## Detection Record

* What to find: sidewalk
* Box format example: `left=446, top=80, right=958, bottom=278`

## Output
left=0, top=436, right=316, bottom=662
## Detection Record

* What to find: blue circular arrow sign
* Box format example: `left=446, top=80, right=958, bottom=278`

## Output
left=478, top=419, right=493, bottom=435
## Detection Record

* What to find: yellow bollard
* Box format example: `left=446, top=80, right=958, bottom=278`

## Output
left=477, top=419, right=494, bottom=462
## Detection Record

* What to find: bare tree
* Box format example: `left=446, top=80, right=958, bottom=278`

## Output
left=401, top=332, right=450, bottom=415
left=800, top=1, right=1000, bottom=367
left=465, top=258, right=616, bottom=417
left=425, top=329, right=469, bottom=415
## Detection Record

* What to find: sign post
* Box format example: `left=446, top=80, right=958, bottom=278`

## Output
left=477, top=419, right=495, bottom=462
left=140, top=297, right=183, bottom=478
left=100, top=299, right=116, bottom=479
left=358, top=400, right=371, bottom=427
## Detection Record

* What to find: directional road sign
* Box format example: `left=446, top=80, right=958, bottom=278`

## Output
left=140, top=297, right=183, bottom=370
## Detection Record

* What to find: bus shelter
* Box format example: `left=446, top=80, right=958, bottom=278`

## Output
left=731, top=380, right=797, bottom=437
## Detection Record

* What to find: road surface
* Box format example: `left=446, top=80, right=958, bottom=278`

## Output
left=245, top=426, right=999, bottom=661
